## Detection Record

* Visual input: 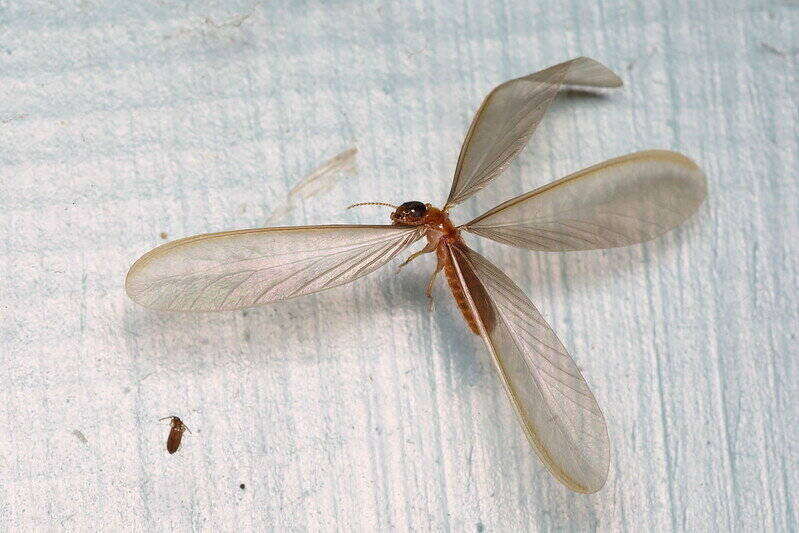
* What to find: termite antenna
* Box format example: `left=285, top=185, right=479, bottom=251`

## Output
left=347, top=202, right=398, bottom=210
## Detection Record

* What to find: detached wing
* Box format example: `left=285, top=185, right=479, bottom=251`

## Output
left=446, top=242, right=609, bottom=493
left=464, top=150, right=707, bottom=251
left=125, top=225, right=423, bottom=311
left=444, top=57, right=622, bottom=209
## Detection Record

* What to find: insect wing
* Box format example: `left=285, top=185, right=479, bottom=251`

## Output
left=126, top=225, right=424, bottom=311
left=446, top=243, right=609, bottom=493
left=444, top=57, right=622, bottom=209
left=463, top=150, right=707, bottom=251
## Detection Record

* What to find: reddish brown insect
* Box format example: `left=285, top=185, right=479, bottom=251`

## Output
left=127, top=57, right=707, bottom=492
left=382, top=202, right=495, bottom=335
left=160, top=416, right=190, bottom=454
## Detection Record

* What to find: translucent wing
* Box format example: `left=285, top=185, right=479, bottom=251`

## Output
left=126, top=225, right=424, bottom=311
left=444, top=57, right=622, bottom=209
left=464, top=150, right=707, bottom=251
left=446, top=242, right=609, bottom=493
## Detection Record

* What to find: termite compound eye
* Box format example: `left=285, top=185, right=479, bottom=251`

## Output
left=399, top=201, right=427, bottom=219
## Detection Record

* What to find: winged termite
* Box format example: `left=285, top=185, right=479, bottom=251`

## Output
left=160, top=416, right=190, bottom=454
left=127, top=57, right=707, bottom=492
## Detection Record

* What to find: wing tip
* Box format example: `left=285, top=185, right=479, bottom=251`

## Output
left=124, top=269, right=162, bottom=311
left=570, top=56, right=624, bottom=88
left=636, top=149, right=708, bottom=187
left=124, top=262, right=145, bottom=303
left=537, top=422, right=611, bottom=494
left=547, top=444, right=610, bottom=494
left=568, top=478, right=608, bottom=494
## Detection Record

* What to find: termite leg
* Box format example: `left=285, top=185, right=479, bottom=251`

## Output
left=397, top=241, right=436, bottom=271
left=425, top=260, right=444, bottom=312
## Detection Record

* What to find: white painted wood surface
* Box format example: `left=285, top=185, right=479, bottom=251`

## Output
left=1, top=1, right=797, bottom=530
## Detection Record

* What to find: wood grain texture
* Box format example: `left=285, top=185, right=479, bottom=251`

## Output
left=0, top=0, right=796, bottom=530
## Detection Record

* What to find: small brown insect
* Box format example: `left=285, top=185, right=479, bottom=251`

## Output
left=160, top=416, right=190, bottom=454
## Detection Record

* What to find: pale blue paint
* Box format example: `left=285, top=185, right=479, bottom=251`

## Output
left=0, top=0, right=796, bottom=530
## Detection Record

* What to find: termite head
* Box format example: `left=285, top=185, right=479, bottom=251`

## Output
left=346, top=200, right=431, bottom=226
left=391, top=201, right=429, bottom=225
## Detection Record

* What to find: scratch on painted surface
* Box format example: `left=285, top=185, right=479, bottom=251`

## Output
left=71, top=430, right=88, bottom=444
left=265, top=148, right=358, bottom=223
left=163, top=8, right=258, bottom=41
left=760, top=41, right=798, bottom=59
left=1, top=113, right=27, bottom=124
left=203, top=12, right=253, bottom=29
